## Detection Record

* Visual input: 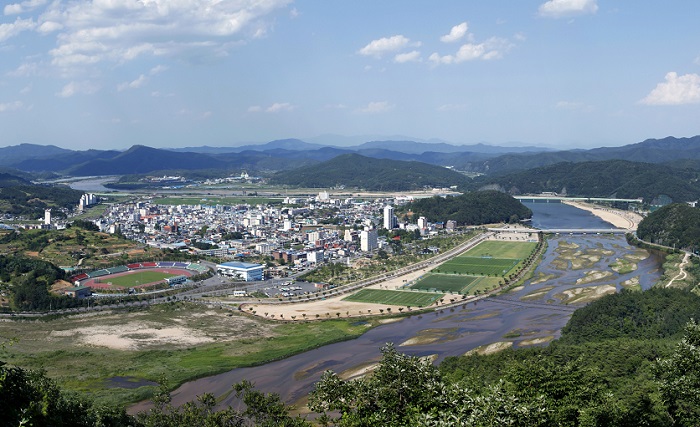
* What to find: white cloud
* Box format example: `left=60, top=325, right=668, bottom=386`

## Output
left=117, top=74, right=147, bottom=91
left=430, top=37, right=512, bottom=65
left=640, top=72, right=700, bottom=105
left=4, top=0, right=46, bottom=16
left=357, top=101, right=394, bottom=113
left=149, top=65, right=168, bottom=75
left=394, top=50, right=421, bottom=63
left=440, top=22, right=468, bottom=43
left=19, top=83, right=31, bottom=94
left=358, top=35, right=414, bottom=58
left=17, top=0, right=292, bottom=73
left=538, top=0, right=598, bottom=18
left=0, top=17, right=35, bottom=42
left=266, top=102, right=294, bottom=112
left=0, top=101, right=23, bottom=112
left=57, top=81, right=99, bottom=98
left=249, top=102, right=295, bottom=113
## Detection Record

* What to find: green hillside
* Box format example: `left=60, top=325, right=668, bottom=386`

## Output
left=637, top=203, right=700, bottom=253
left=402, top=190, right=532, bottom=225
left=0, top=173, right=83, bottom=218
left=269, top=153, right=469, bottom=191
left=469, top=159, right=700, bottom=203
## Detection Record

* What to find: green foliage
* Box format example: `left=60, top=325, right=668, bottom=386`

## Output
left=0, top=361, right=133, bottom=426
left=637, top=203, right=700, bottom=253
left=655, top=320, right=700, bottom=426
left=403, top=190, right=532, bottom=225
left=0, top=172, right=83, bottom=217
left=137, top=380, right=310, bottom=427
left=469, top=159, right=700, bottom=203
left=560, top=287, right=700, bottom=345
left=269, top=153, right=470, bottom=191
left=68, top=219, right=100, bottom=232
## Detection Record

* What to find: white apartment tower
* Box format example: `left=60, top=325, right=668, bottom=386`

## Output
left=44, top=209, right=51, bottom=225
left=417, top=216, right=428, bottom=230
left=383, top=205, right=397, bottom=229
left=360, top=229, right=378, bottom=252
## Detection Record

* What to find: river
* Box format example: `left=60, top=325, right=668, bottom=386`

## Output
left=131, top=201, right=663, bottom=411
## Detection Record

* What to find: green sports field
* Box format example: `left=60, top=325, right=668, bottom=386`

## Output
left=96, top=271, right=178, bottom=288
left=343, top=289, right=443, bottom=307
left=410, top=273, right=480, bottom=293
left=464, top=241, right=536, bottom=259
left=434, top=257, right=519, bottom=276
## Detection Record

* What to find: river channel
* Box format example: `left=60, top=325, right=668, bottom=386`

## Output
left=136, top=201, right=664, bottom=410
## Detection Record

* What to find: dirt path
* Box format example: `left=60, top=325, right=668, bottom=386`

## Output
left=665, top=252, right=690, bottom=288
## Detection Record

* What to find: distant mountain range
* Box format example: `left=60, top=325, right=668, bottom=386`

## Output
left=3, top=135, right=700, bottom=182
left=269, top=153, right=470, bottom=191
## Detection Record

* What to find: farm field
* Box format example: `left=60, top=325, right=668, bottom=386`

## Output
left=95, top=271, right=178, bottom=289
left=343, top=289, right=443, bottom=307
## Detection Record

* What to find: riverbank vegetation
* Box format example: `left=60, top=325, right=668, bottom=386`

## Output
left=637, top=203, right=700, bottom=253
left=401, top=190, right=532, bottom=225
left=12, top=287, right=696, bottom=426
left=0, top=303, right=377, bottom=407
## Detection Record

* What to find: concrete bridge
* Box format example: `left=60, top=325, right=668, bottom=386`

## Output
left=515, top=196, right=643, bottom=204
left=488, top=227, right=629, bottom=235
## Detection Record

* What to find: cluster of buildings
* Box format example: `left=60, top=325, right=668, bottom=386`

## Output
left=84, top=192, right=455, bottom=273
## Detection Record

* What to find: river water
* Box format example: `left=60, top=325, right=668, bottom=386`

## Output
left=132, top=201, right=663, bottom=410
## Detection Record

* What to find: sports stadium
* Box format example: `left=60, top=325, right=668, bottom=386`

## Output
left=68, top=261, right=209, bottom=291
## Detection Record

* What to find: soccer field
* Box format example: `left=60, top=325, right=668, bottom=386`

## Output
left=464, top=241, right=536, bottom=259
left=411, top=273, right=480, bottom=293
left=343, top=289, right=443, bottom=307
left=97, top=271, right=178, bottom=288
left=434, top=257, right=519, bottom=276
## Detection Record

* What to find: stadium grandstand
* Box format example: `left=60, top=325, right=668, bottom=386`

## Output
left=69, top=261, right=210, bottom=286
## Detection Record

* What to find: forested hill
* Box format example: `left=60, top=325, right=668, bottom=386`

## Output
left=637, top=203, right=700, bottom=253
left=0, top=173, right=83, bottom=218
left=401, top=190, right=532, bottom=225
left=268, top=153, right=470, bottom=191
left=468, top=159, right=700, bottom=203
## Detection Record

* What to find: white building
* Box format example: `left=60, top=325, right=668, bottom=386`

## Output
left=307, top=250, right=324, bottom=264
left=383, top=205, right=397, bottom=229
left=44, top=209, right=51, bottom=225
left=216, top=262, right=264, bottom=281
left=360, top=229, right=378, bottom=252
left=417, top=216, right=428, bottom=230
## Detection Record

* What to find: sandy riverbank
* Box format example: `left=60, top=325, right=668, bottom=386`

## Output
left=561, top=201, right=642, bottom=230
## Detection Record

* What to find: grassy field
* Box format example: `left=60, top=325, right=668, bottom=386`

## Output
left=410, top=273, right=480, bottom=293
left=95, top=271, right=178, bottom=288
left=0, top=303, right=375, bottom=407
left=463, top=241, right=537, bottom=259
left=343, top=289, right=443, bottom=307
left=156, top=196, right=283, bottom=206
left=434, top=257, right=519, bottom=276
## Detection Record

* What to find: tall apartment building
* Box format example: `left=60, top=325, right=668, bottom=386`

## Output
left=360, top=229, right=378, bottom=252
left=383, top=205, right=397, bottom=229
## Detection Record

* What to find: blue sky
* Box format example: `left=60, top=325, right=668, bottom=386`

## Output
left=1, top=0, right=700, bottom=150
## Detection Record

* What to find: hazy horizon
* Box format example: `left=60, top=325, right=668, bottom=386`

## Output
left=1, top=1, right=699, bottom=150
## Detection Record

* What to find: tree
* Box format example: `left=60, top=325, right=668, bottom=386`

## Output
left=655, top=320, right=700, bottom=425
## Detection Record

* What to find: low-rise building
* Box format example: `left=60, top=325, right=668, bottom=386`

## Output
left=216, top=261, right=264, bottom=281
